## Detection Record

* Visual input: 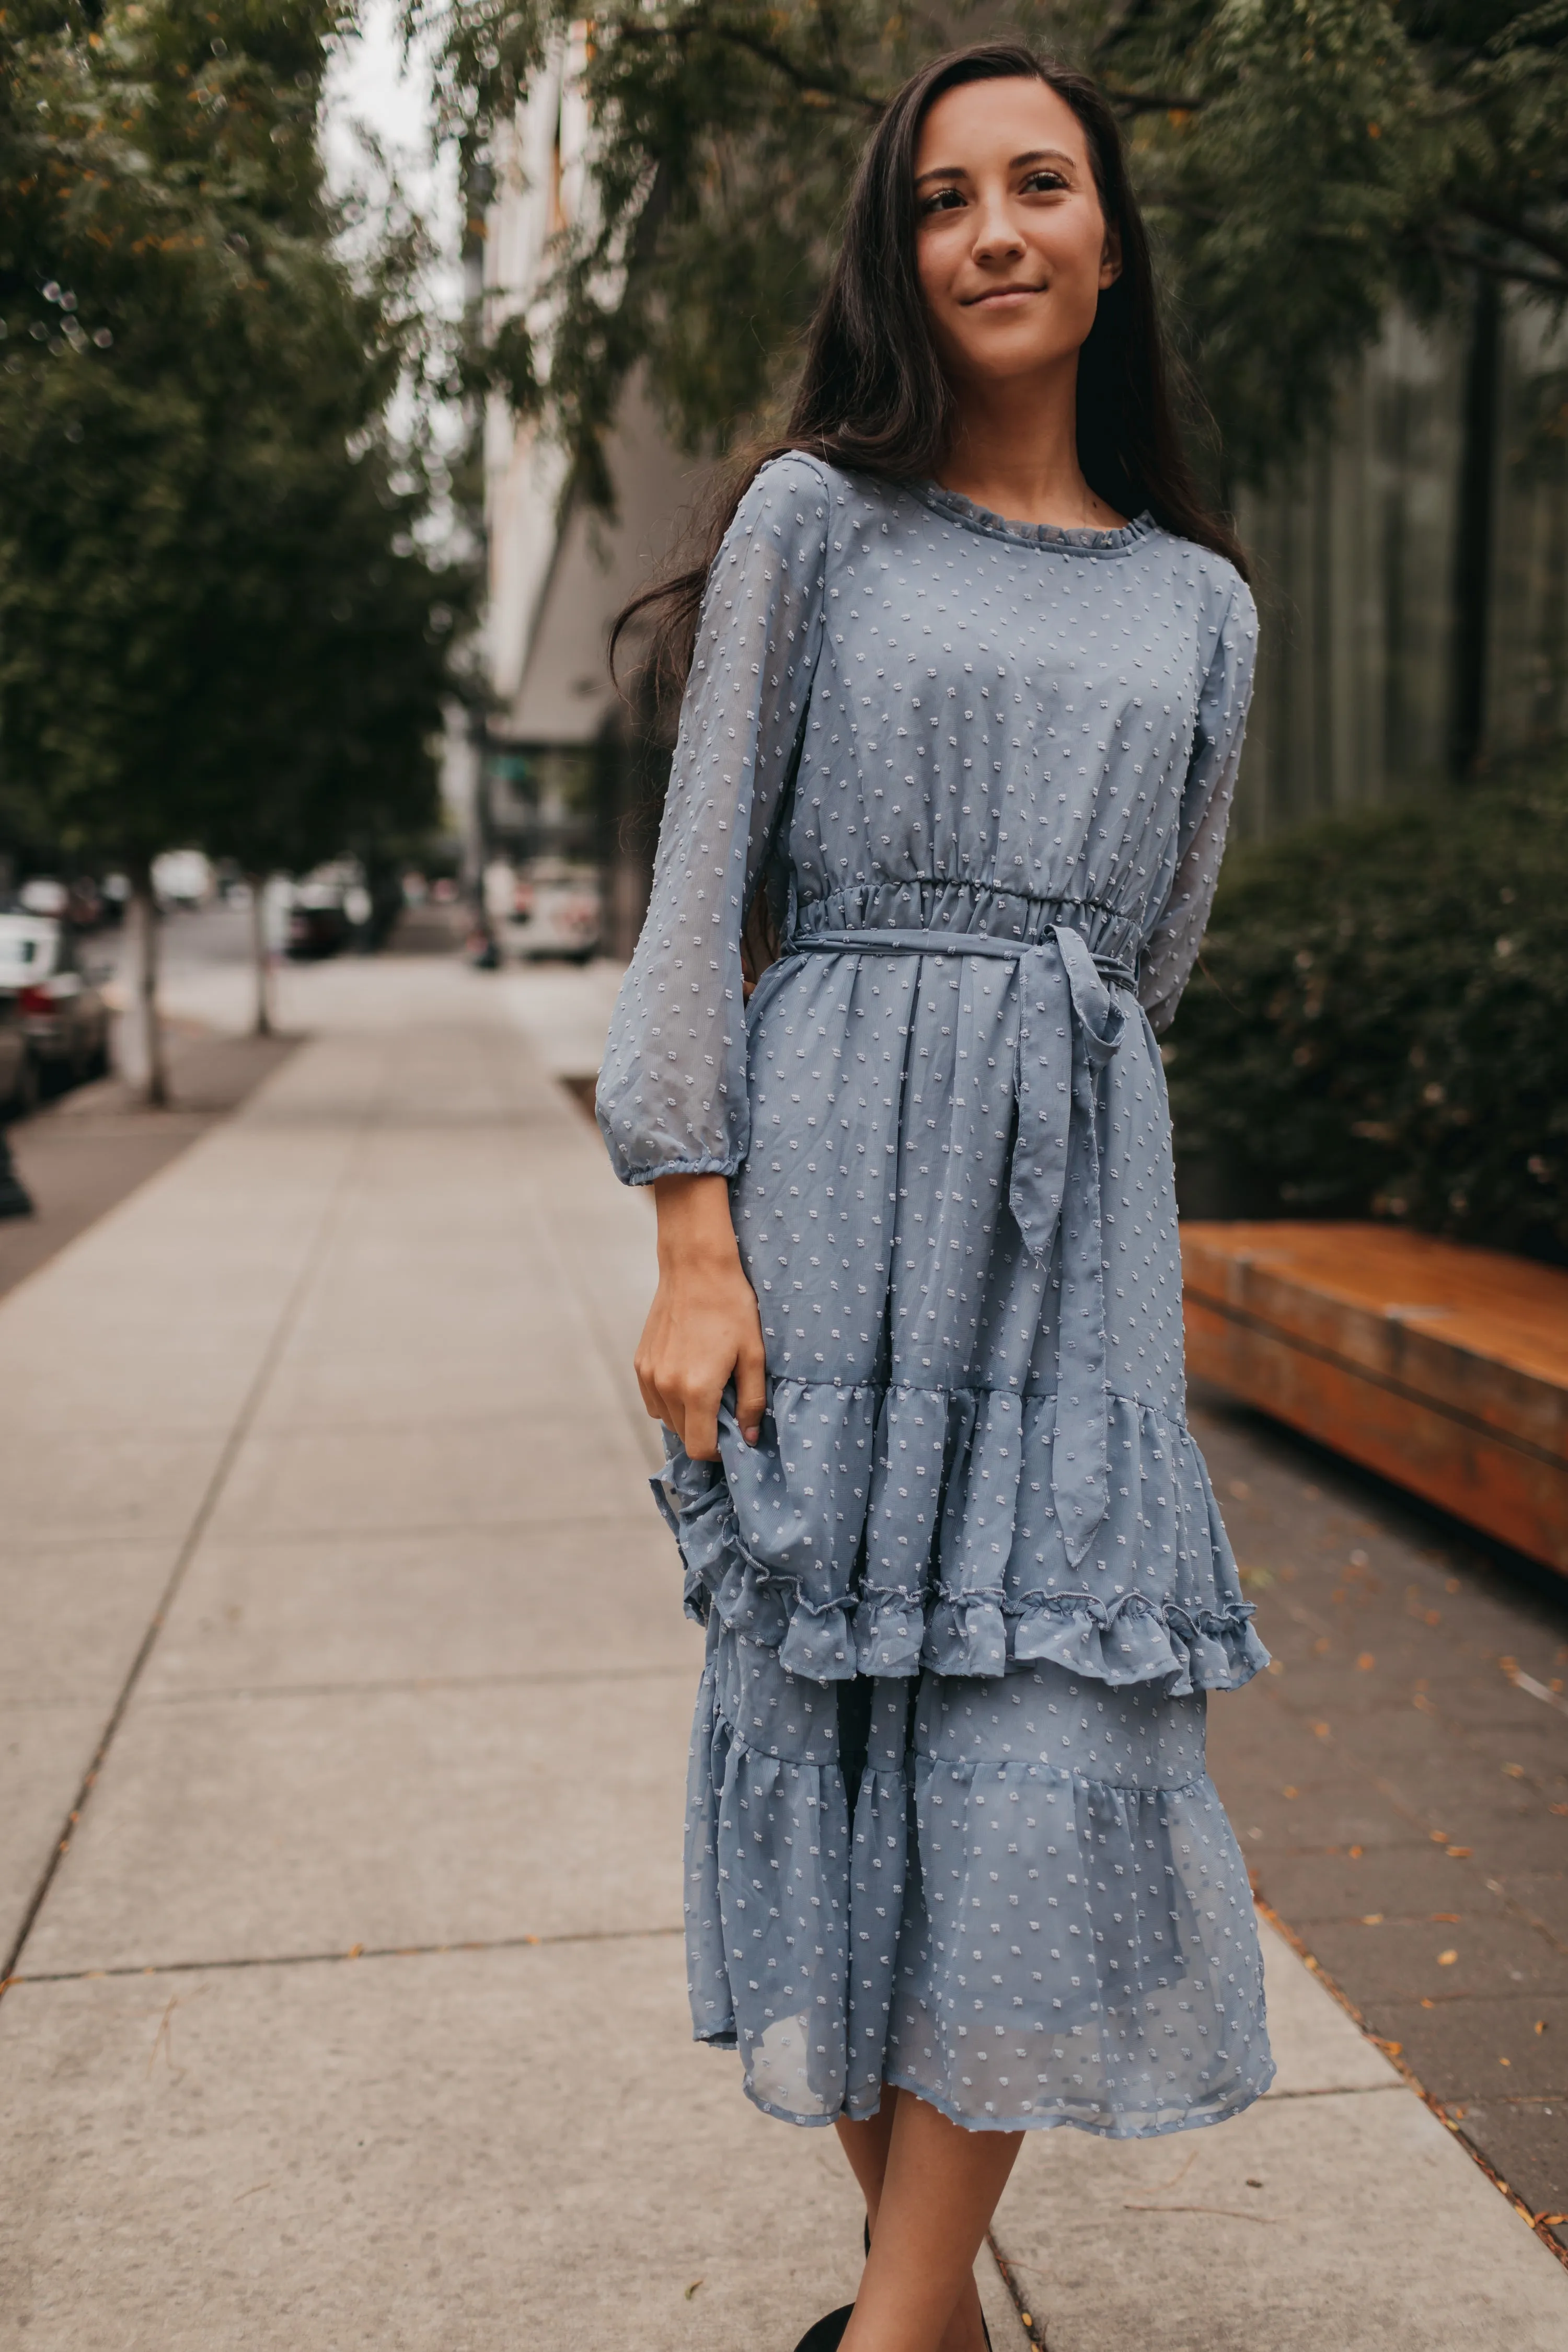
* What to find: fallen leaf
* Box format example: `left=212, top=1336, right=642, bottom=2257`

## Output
left=1362, top=1914, right=1385, bottom=1926
left=1505, top=1764, right=1525, bottom=1779
left=684, top=2280, right=704, bottom=2301
left=1373, top=2038, right=1403, bottom=2057
left=1421, top=1998, right=1436, bottom=2009
left=1429, top=1829, right=1451, bottom=1844
left=1313, top=1721, right=1331, bottom=1738
left=1432, top=1913, right=1460, bottom=1924
left=345, top=1943, right=364, bottom=1959
left=1446, top=1847, right=1471, bottom=1859
left=1536, top=2213, right=1568, bottom=2228
left=1357, top=1653, right=1375, bottom=1671
left=1500, top=2056, right=1512, bottom=2066
left=1536, top=2021, right=1548, bottom=2035
left=1438, top=1950, right=1459, bottom=1966
left=1282, top=1786, right=1298, bottom=1799
left=1348, top=1845, right=1364, bottom=1859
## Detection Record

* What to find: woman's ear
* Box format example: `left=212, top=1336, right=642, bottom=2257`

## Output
left=1099, top=223, right=1123, bottom=290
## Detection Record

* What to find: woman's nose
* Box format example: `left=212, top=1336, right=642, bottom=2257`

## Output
left=971, top=202, right=1025, bottom=264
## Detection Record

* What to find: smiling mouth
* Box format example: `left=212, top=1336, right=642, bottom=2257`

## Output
left=964, top=284, right=1045, bottom=307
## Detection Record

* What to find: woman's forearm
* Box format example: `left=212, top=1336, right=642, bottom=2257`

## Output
left=652, top=1172, right=742, bottom=1270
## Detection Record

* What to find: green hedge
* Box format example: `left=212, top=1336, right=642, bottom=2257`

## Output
left=1163, top=758, right=1568, bottom=1263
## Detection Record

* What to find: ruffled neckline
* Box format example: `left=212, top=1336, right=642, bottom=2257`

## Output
left=912, top=480, right=1155, bottom=554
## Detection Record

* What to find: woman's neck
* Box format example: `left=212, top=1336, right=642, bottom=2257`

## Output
left=933, top=361, right=1125, bottom=531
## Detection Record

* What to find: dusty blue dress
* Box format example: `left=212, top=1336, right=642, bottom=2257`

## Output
left=598, top=454, right=1274, bottom=2136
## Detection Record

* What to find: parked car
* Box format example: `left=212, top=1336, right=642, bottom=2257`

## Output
left=0, top=913, right=111, bottom=1088
left=509, top=858, right=602, bottom=962
left=285, top=876, right=351, bottom=960
left=152, top=848, right=214, bottom=909
left=19, top=875, right=109, bottom=930
left=0, top=989, right=38, bottom=1119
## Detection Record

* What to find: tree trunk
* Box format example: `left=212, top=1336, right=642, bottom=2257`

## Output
left=249, top=875, right=271, bottom=1038
left=1449, top=270, right=1502, bottom=780
left=132, top=864, right=169, bottom=1109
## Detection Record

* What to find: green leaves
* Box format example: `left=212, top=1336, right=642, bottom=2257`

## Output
left=1119, top=0, right=1449, bottom=472
left=1165, top=757, right=1568, bottom=1259
left=0, top=2, right=469, bottom=878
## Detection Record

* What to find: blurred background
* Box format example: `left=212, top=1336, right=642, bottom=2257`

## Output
left=4, top=2, right=1564, bottom=1263
left=3, top=0, right=1568, bottom=2325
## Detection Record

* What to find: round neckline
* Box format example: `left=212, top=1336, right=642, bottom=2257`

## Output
left=911, top=479, right=1154, bottom=554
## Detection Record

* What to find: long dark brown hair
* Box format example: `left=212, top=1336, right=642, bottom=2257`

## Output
left=612, top=41, right=1246, bottom=714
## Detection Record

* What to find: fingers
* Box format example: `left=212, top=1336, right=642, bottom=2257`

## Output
left=734, top=1328, right=767, bottom=1447
left=682, top=1387, right=720, bottom=1463
left=635, top=1336, right=678, bottom=1450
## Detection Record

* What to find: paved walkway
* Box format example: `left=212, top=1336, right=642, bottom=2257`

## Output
left=3, top=959, right=1566, bottom=2348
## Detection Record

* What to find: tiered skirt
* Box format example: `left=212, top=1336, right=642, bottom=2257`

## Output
left=662, top=1390, right=1275, bottom=2136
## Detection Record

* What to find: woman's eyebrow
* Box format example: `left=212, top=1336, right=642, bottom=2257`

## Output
left=914, top=146, right=1077, bottom=187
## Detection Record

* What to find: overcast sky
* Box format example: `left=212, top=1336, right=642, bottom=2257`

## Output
left=322, top=2, right=462, bottom=316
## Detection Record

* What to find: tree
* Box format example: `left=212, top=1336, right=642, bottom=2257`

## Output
left=408, top=1, right=1568, bottom=510
left=0, top=3, right=466, bottom=1092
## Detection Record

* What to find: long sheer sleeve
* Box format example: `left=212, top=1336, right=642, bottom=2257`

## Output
left=1138, top=574, right=1258, bottom=1035
left=597, top=454, right=832, bottom=1185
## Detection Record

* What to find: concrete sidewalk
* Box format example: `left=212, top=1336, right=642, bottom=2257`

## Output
left=2, top=960, right=1565, bottom=2350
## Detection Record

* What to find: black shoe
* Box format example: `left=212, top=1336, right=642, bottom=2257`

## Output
left=791, top=2308, right=854, bottom=2352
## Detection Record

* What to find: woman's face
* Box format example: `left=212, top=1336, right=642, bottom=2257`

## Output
left=913, top=76, right=1119, bottom=393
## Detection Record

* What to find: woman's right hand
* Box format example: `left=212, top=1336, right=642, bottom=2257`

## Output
left=637, top=1173, right=767, bottom=1462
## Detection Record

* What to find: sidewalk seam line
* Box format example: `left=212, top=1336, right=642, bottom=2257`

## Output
left=8, top=1922, right=684, bottom=1986
left=0, top=1046, right=389, bottom=1993
left=134, top=1665, right=694, bottom=1703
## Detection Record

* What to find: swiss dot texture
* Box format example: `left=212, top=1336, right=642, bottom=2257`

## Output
left=599, top=456, right=1274, bottom=2133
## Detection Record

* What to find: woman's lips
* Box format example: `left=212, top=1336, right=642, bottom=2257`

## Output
left=964, top=284, right=1044, bottom=306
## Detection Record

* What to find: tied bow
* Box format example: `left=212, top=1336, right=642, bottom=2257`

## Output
left=1008, top=925, right=1128, bottom=1566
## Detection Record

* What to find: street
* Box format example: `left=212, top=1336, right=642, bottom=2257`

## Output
left=1, top=929, right=1565, bottom=2348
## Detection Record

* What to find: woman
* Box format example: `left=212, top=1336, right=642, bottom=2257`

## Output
left=598, top=42, right=1273, bottom=2352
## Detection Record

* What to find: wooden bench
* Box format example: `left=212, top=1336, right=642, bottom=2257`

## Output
left=1181, top=1222, right=1568, bottom=1574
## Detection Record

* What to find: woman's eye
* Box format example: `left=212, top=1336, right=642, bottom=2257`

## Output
left=919, top=188, right=965, bottom=214
left=1022, top=170, right=1068, bottom=194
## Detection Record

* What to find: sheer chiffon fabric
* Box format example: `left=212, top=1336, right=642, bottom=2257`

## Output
left=686, top=1632, right=1270, bottom=2135
left=599, top=455, right=1274, bottom=2134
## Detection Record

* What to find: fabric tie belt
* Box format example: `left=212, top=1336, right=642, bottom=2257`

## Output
left=788, top=925, right=1134, bottom=1569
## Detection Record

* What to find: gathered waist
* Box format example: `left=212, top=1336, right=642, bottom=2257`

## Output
left=790, top=925, right=1138, bottom=995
